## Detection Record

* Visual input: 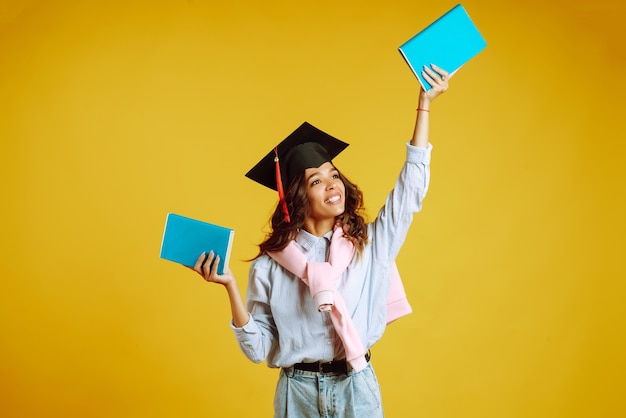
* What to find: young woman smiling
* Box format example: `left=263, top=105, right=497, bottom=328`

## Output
left=194, top=64, right=451, bottom=417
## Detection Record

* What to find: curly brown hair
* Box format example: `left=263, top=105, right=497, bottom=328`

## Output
left=255, top=166, right=368, bottom=258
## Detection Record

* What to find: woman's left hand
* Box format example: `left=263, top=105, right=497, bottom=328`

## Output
left=420, top=64, right=452, bottom=103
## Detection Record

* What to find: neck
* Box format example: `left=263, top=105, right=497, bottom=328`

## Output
left=303, top=218, right=335, bottom=237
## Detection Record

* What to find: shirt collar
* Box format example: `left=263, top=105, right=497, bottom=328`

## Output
left=295, top=228, right=333, bottom=251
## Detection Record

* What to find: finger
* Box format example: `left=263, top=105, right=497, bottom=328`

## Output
left=430, top=64, right=450, bottom=80
left=421, top=69, right=436, bottom=87
left=193, top=252, right=207, bottom=273
left=201, top=251, right=216, bottom=279
left=422, top=64, right=438, bottom=79
left=201, top=251, right=212, bottom=270
left=210, top=255, right=221, bottom=278
left=422, top=68, right=444, bottom=89
left=424, top=65, right=449, bottom=88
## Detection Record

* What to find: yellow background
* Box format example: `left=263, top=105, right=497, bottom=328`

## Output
left=2, top=0, right=625, bottom=416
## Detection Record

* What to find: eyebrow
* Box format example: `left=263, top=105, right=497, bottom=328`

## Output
left=306, top=166, right=338, bottom=183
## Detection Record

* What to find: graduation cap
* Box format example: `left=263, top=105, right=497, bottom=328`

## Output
left=245, top=121, right=349, bottom=222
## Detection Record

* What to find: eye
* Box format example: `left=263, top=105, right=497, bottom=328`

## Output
left=332, top=173, right=340, bottom=179
left=311, top=179, right=321, bottom=186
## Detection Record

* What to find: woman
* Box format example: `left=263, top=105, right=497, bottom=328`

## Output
left=193, top=64, right=450, bottom=417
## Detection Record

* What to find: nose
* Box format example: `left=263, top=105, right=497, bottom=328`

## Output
left=325, top=178, right=337, bottom=190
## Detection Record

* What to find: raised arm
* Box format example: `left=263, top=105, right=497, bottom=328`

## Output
left=411, top=64, right=451, bottom=148
left=369, top=64, right=452, bottom=263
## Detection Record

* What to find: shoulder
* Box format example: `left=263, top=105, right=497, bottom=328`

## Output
left=248, top=253, right=297, bottom=294
left=250, top=253, right=275, bottom=272
left=249, top=253, right=291, bottom=281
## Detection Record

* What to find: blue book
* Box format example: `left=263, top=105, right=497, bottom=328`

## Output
left=159, top=213, right=234, bottom=275
left=399, top=4, right=487, bottom=90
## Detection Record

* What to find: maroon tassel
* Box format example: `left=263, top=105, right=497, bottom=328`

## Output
left=274, top=147, right=291, bottom=223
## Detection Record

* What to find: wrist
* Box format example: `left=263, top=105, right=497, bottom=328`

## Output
left=224, top=279, right=238, bottom=291
left=418, top=90, right=431, bottom=108
left=417, top=98, right=431, bottom=110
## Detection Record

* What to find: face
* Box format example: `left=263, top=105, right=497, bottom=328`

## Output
left=303, top=162, right=346, bottom=224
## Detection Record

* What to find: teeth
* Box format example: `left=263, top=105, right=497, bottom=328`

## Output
left=326, top=196, right=340, bottom=203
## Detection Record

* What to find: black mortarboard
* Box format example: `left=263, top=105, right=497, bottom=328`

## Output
left=245, top=121, right=349, bottom=222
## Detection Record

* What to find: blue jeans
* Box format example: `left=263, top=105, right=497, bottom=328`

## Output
left=273, top=362, right=384, bottom=418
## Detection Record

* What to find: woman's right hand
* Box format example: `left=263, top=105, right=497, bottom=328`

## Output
left=192, top=251, right=235, bottom=286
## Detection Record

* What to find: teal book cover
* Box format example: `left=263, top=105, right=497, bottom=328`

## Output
left=399, top=4, right=487, bottom=90
left=160, top=213, right=234, bottom=275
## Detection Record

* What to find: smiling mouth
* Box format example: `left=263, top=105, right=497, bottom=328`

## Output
left=325, top=195, right=341, bottom=204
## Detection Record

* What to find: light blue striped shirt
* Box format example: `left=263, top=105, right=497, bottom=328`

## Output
left=232, top=142, right=432, bottom=368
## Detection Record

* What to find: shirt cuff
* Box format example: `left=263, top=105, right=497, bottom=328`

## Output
left=230, top=313, right=255, bottom=333
left=406, top=142, right=432, bottom=165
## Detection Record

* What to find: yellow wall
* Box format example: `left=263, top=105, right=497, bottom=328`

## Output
left=2, top=0, right=625, bottom=416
